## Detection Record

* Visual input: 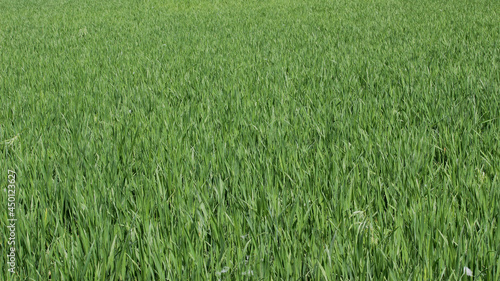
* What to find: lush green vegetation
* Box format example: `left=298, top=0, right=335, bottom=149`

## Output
left=1, top=0, right=499, bottom=279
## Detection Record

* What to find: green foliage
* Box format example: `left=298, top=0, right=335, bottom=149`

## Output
left=0, top=0, right=499, bottom=279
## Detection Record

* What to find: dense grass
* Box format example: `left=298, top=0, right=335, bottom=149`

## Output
left=1, top=0, right=499, bottom=279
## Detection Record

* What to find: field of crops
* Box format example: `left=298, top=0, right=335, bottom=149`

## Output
left=1, top=0, right=499, bottom=279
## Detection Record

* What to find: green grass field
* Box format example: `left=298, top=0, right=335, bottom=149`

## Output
left=1, top=0, right=499, bottom=279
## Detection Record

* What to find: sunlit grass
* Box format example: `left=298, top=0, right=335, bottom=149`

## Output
left=0, top=0, right=499, bottom=279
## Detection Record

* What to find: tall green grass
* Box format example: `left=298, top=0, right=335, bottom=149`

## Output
left=1, top=0, right=499, bottom=279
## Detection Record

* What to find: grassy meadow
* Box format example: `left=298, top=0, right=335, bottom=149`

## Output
left=0, top=0, right=499, bottom=279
